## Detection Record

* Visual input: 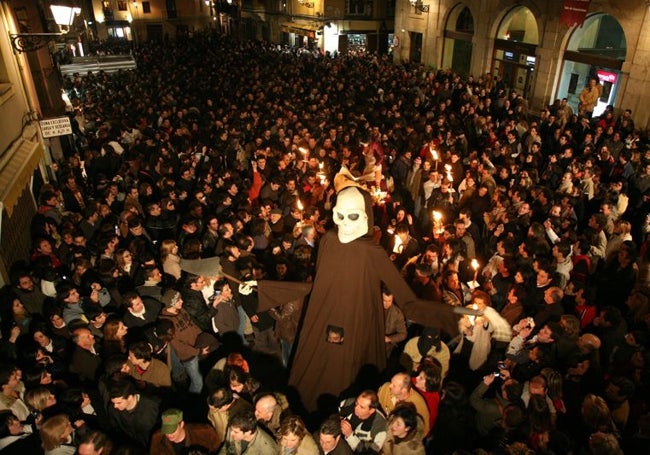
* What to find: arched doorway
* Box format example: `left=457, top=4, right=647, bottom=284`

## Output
left=557, top=14, right=626, bottom=118
left=441, top=5, right=474, bottom=77
left=492, top=6, right=539, bottom=99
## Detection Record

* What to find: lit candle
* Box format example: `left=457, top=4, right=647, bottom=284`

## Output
left=296, top=200, right=304, bottom=221
left=298, top=147, right=308, bottom=161
left=431, top=147, right=439, bottom=171
left=471, top=258, right=479, bottom=283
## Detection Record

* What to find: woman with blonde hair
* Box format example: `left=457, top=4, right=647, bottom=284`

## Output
left=160, top=239, right=182, bottom=280
left=24, top=387, right=57, bottom=415
left=277, top=415, right=319, bottom=454
left=40, top=414, right=76, bottom=454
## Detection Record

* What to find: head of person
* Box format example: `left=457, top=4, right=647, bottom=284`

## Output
left=128, top=341, right=153, bottom=367
left=318, top=416, right=343, bottom=453
left=414, top=357, right=443, bottom=392
left=109, top=380, right=138, bottom=411
left=353, top=390, right=379, bottom=420
left=278, top=415, right=309, bottom=450
left=77, top=430, right=113, bottom=455
left=388, top=402, right=419, bottom=440
left=0, top=411, right=23, bottom=438
left=160, top=408, right=186, bottom=443
left=254, top=393, right=278, bottom=423
left=229, top=410, right=258, bottom=442
left=537, top=322, right=561, bottom=344
left=161, top=289, right=183, bottom=312
left=25, top=386, right=57, bottom=412
left=388, top=372, right=411, bottom=399
left=208, top=387, right=235, bottom=412
left=40, top=414, right=74, bottom=451
left=103, top=319, right=128, bottom=341
left=72, top=327, right=95, bottom=350
left=123, top=291, right=145, bottom=314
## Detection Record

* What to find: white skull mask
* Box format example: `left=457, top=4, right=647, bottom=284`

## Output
left=333, top=187, right=369, bottom=243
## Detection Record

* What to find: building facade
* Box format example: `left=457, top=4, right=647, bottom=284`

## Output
left=0, top=0, right=63, bottom=286
left=395, top=0, right=650, bottom=130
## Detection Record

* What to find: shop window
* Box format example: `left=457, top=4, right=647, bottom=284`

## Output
left=558, top=14, right=626, bottom=117
left=497, top=6, right=539, bottom=45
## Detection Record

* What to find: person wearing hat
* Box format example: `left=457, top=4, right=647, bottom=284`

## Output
left=158, top=289, right=219, bottom=394
left=401, top=328, right=450, bottom=379
left=410, top=263, right=441, bottom=301
left=268, top=208, right=286, bottom=239
left=150, top=408, right=220, bottom=455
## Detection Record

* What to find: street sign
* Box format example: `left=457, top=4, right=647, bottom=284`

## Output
left=39, top=117, right=72, bottom=138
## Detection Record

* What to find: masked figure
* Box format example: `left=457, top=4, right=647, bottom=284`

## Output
left=284, top=170, right=460, bottom=411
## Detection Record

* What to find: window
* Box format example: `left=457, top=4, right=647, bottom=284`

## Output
left=117, top=1, right=127, bottom=11
left=103, top=1, right=114, bottom=20
left=142, top=1, right=151, bottom=13
left=346, top=0, right=371, bottom=16
left=165, top=0, right=176, bottom=18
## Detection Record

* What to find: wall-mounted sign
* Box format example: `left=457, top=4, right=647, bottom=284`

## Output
left=559, top=0, right=591, bottom=28
left=39, top=117, right=72, bottom=138
left=597, top=70, right=617, bottom=84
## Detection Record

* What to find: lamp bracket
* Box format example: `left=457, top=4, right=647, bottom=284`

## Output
left=10, top=33, right=63, bottom=53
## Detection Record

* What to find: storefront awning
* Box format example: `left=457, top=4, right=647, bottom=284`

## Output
left=282, top=22, right=318, bottom=38
left=0, top=137, right=43, bottom=217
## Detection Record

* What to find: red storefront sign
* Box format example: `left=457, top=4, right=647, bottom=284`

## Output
left=559, top=0, right=591, bottom=27
left=597, top=70, right=617, bottom=84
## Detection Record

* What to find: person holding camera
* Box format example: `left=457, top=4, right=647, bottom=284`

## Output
left=209, top=279, right=240, bottom=338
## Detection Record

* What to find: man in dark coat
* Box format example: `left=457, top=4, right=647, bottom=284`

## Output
left=108, top=379, right=161, bottom=448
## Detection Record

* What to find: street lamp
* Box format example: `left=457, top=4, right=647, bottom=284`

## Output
left=409, top=0, right=430, bottom=13
left=10, top=5, right=81, bottom=53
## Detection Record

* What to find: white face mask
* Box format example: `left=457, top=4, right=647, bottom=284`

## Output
left=333, top=188, right=368, bottom=243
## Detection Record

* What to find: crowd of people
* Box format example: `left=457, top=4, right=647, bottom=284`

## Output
left=1, top=31, right=650, bottom=454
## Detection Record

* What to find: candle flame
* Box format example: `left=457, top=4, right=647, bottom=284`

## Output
left=471, top=259, right=479, bottom=270
left=297, top=200, right=304, bottom=211
left=433, top=211, right=442, bottom=221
